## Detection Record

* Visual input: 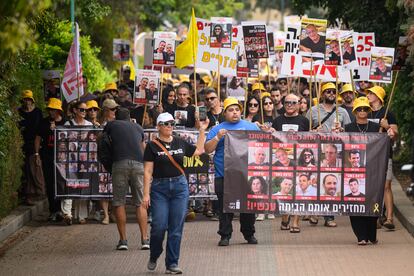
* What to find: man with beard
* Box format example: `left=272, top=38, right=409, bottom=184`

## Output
left=270, top=88, right=285, bottom=117
left=172, top=83, right=196, bottom=128
left=204, top=88, right=224, bottom=129
left=322, top=174, right=340, bottom=197
left=276, top=78, right=288, bottom=97
left=340, top=83, right=356, bottom=121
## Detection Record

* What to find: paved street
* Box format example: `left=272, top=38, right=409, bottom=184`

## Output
left=0, top=211, right=413, bottom=276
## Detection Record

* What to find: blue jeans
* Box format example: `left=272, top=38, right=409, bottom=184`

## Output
left=150, top=175, right=188, bottom=268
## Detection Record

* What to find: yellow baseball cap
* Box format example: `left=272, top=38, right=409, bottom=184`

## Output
left=352, top=96, right=372, bottom=113
left=86, top=100, right=100, bottom=110
left=252, top=82, right=266, bottom=92
left=340, top=83, right=357, bottom=95
left=366, top=86, right=385, bottom=104
left=321, top=82, right=336, bottom=92
left=223, top=97, right=242, bottom=112
left=103, top=82, right=118, bottom=93
left=46, top=97, right=63, bottom=111
left=22, top=90, right=35, bottom=102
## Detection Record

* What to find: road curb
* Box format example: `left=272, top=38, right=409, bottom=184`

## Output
left=0, top=199, right=48, bottom=243
left=392, top=179, right=414, bottom=237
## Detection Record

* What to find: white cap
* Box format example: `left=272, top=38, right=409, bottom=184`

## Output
left=156, top=112, right=174, bottom=125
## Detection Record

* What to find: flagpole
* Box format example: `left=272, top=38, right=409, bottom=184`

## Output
left=266, top=59, right=271, bottom=91
left=217, top=47, right=221, bottom=103
left=243, top=77, right=248, bottom=119
left=383, top=70, right=399, bottom=122
left=317, top=79, right=322, bottom=127
left=309, top=59, right=313, bottom=130
left=159, top=66, right=164, bottom=106
left=335, top=65, right=340, bottom=123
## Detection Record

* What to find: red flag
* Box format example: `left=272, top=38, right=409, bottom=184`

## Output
left=61, top=23, right=84, bottom=102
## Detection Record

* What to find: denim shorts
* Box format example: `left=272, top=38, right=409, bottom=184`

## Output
left=111, top=159, right=144, bottom=207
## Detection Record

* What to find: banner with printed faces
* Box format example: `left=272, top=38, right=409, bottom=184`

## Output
left=113, top=39, right=130, bottom=61
left=134, top=70, right=161, bottom=105
left=242, top=22, right=269, bottom=59
left=223, top=131, right=389, bottom=216
left=210, top=17, right=233, bottom=49
left=153, top=32, right=177, bottom=66
left=369, top=47, right=395, bottom=83
left=299, top=18, right=327, bottom=64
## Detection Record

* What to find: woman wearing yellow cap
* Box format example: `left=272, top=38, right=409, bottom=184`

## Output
left=18, top=90, right=45, bottom=205
left=86, top=100, right=101, bottom=127
left=34, top=98, right=66, bottom=221
left=345, top=97, right=395, bottom=245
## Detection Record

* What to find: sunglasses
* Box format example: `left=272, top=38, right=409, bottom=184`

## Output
left=110, top=107, right=118, bottom=111
left=205, top=97, right=217, bottom=102
left=356, top=107, right=370, bottom=112
left=78, top=108, right=86, bottom=112
left=304, top=154, right=313, bottom=157
left=302, top=93, right=310, bottom=97
left=279, top=82, right=287, bottom=85
left=248, top=103, right=259, bottom=107
left=325, top=89, right=336, bottom=95
left=159, top=121, right=176, bottom=127
left=284, top=101, right=298, bottom=106
left=263, top=101, right=273, bottom=106
left=88, top=108, right=99, bottom=112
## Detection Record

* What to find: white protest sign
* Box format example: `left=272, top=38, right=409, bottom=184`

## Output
left=352, top=32, right=375, bottom=80
left=281, top=53, right=302, bottom=77
left=369, top=46, right=394, bottom=83
left=196, top=18, right=237, bottom=76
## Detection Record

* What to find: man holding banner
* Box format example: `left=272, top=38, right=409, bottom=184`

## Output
left=205, top=98, right=261, bottom=246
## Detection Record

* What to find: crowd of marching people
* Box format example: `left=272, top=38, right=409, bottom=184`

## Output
left=18, top=65, right=398, bottom=273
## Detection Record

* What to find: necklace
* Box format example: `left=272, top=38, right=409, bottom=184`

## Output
left=158, top=137, right=172, bottom=149
left=356, top=121, right=369, bottom=133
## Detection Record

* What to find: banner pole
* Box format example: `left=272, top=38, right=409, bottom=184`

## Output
left=243, top=77, right=248, bottom=119
left=308, top=59, right=313, bottom=130
left=217, top=47, right=221, bottom=103
left=335, top=65, right=340, bottom=123
left=142, top=104, right=147, bottom=126
left=317, top=79, right=322, bottom=127
left=349, top=69, right=356, bottom=94
left=267, top=59, right=271, bottom=91
left=77, top=71, right=80, bottom=101
left=159, top=66, right=164, bottom=106
left=383, top=70, right=399, bottom=121
left=287, top=77, right=290, bottom=94
left=194, top=66, right=197, bottom=106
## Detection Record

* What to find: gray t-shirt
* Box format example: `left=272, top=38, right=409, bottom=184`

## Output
left=104, top=120, right=144, bottom=162
left=306, top=104, right=351, bottom=132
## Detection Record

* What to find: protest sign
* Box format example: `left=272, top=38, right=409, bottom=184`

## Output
left=392, top=36, right=409, bottom=71
left=284, top=25, right=300, bottom=54
left=42, top=70, right=61, bottom=101
left=113, top=39, right=130, bottom=61
left=267, top=29, right=275, bottom=56
left=299, top=18, right=327, bottom=63
left=196, top=18, right=238, bottom=76
left=369, top=47, right=394, bottom=83
left=134, top=70, right=161, bottom=104
left=55, top=127, right=216, bottom=199
left=242, top=22, right=269, bottom=59
left=340, top=31, right=358, bottom=69
left=324, top=29, right=342, bottom=66
left=223, top=131, right=389, bottom=216
left=283, top=15, right=302, bottom=31
left=353, top=32, right=375, bottom=81
left=153, top=32, right=176, bottom=66
left=210, top=17, right=232, bottom=48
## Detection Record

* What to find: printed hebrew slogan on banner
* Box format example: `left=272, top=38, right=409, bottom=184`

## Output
left=55, top=127, right=216, bottom=199
left=242, top=22, right=269, bottom=59
left=223, top=131, right=389, bottom=216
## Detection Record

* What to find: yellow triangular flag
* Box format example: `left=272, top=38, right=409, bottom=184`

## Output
left=125, top=58, right=136, bottom=81
left=175, top=8, right=199, bottom=69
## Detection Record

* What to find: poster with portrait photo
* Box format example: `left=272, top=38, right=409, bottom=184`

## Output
left=247, top=171, right=269, bottom=201
left=57, top=152, right=67, bottom=162
left=175, top=131, right=197, bottom=144
left=392, top=36, right=409, bottom=71
left=68, top=142, right=78, bottom=152
left=79, top=142, right=88, bottom=152
left=78, top=162, right=89, bottom=173
left=344, top=144, right=366, bottom=172
left=248, top=141, right=270, bottom=170
left=299, top=18, right=327, bottom=63
left=42, top=70, right=61, bottom=101
left=58, top=131, right=67, bottom=141
left=242, top=22, right=269, bottom=59
left=188, top=174, right=197, bottom=184
left=78, top=152, right=88, bottom=162
left=271, top=171, right=294, bottom=200
left=267, top=30, right=275, bottom=56
left=296, top=143, right=318, bottom=171
left=236, top=42, right=249, bottom=78
left=88, top=151, right=98, bottom=162
left=319, top=172, right=342, bottom=201
left=89, top=162, right=98, bottom=172
left=87, top=131, right=98, bottom=142
left=369, top=46, right=394, bottom=83
left=153, top=32, right=176, bottom=66
left=197, top=184, right=209, bottom=196
left=134, top=70, right=161, bottom=104
left=320, top=143, right=343, bottom=172
left=295, top=172, right=317, bottom=200
left=340, top=31, right=358, bottom=69
left=210, top=17, right=232, bottom=48
left=324, top=29, right=342, bottom=66
left=57, top=142, right=67, bottom=152
left=113, top=39, right=130, bottom=62
left=174, top=110, right=188, bottom=125
left=68, top=152, right=77, bottom=162
left=272, top=143, right=295, bottom=170
left=198, top=173, right=208, bottom=184
left=226, top=77, right=246, bottom=101
left=68, top=131, right=78, bottom=141
left=189, top=184, right=197, bottom=196
left=344, top=173, right=366, bottom=201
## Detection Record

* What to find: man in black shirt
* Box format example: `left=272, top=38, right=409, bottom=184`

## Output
left=345, top=178, right=365, bottom=197
left=104, top=107, right=149, bottom=250
left=342, top=41, right=356, bottom=64
left=116, top=65, right=135, bottom=96
left=270, top=88, right=285, bottom=117
left=340, top=83, right=356, bottom=121
left=327, top=40, right=341, bottom=65
left=205, top=88, right=224, bottom=129
left=173, top=83, right=196, bottom=128
left=272, top=94, right=309, bottom=132
left=300, top=24, right=326, bottom=60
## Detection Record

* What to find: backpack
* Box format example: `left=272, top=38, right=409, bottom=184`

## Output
left=97, top=130, right=113, bottom=173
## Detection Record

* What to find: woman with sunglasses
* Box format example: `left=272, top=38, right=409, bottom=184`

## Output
left=143, top=113, right=209, bottom=274
left=245, top=96, right=260, bottom=122
left=86, top=100, right=101, bottom=127
left=62, top=101, right=93, bottom=225
left=344, top=97, right=395, bottom=245
left=252, top=93, right=276, bottom=126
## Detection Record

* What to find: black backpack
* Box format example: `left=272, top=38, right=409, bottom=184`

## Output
left=97, top=130, right=113, bottom=173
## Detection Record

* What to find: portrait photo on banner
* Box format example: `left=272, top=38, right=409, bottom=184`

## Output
left=319, top=172, right=342, bottom=201
left=134, top=69, right=161, bottom=105
left=295, top=172, right=317, bottom=200
left=247, top=171, right=270, bottom=199
left=324, top=29, right=342, bottom=66
left=153, top=32, right=176, bottom=66
left=210, top=17, right=232, bottom=48
left=320, top=143, right=343, bottom=170
left=113, top=39, right=130, bottom=62
left=271, top=171, right=294, bottom=200
left=248, top=141, right=270, bottom=169
left=272, top=143, right=295, bottom=170
left=296, top=143, right=318, bottom=171
left=42, top=70, right=61, bottom=101
left=299, top=18, right=327, bottom=63
left=369, top=46, right=395, bottom=83
left=344, top=173, right=366, bottom=201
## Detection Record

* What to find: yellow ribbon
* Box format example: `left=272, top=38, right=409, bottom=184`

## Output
left=373, top=203, right=380, bottom=213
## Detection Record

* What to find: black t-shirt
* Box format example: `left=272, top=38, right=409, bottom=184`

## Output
left=342, top=49, right=356, bottom=63
left=104, top=120, right=144, bottom=162
left=344, top=121, right=380, bottom=133
left=144, top=136, right=196, bottom=178
left=368, top=107, right=397, bottom=125
left=163, top=102, right=177, bottom=117
left=207, top=110, right=224, bottom=129
left=37, top=117, right=66, bottom=157
left=300, top=36, right=326, bottom=54
left=18, top=107, right=43, bottom=154
left=328, top=51, right=341, bottom=65
left=252, top=114, right=273, bottom=126
left=173, top=105, right=196, bottom=128
left=272, top=114, right=310, bottom=131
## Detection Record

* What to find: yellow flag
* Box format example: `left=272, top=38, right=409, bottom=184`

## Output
left=175, top=8, right=199, bottom=69
left=126, top=58, right=136, bottom=81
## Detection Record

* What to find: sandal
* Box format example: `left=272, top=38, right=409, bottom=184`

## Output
left=309, top=216, right=318, bottom=225
left=383, top=219, right=395, bottom=230
left=290, top=226, right=300, bottom=233
left=302, top=216, right=310, bottom=221
left=280, top=220, right=290, bottom=230
left=369, top=240, right=379, bottom=245
left=324, top=220, right=337, bottom=227
left=357, top=240, right=367, bottom=246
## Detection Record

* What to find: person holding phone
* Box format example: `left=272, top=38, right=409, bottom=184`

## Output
left=204, top=88, right=224, bottom=129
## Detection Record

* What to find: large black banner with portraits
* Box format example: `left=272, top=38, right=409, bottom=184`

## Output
left=223, top=131, right=389, bottom=216
left=54, top=127, right=216, bottom=199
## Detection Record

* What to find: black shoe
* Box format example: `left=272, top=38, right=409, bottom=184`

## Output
left=147, top=258, right=157, bottom=271
left=246, top=236, right=258, bottom=244
left=116, top=240, right=128, bottom=250
left=218, top=237, right=229, bottom=246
